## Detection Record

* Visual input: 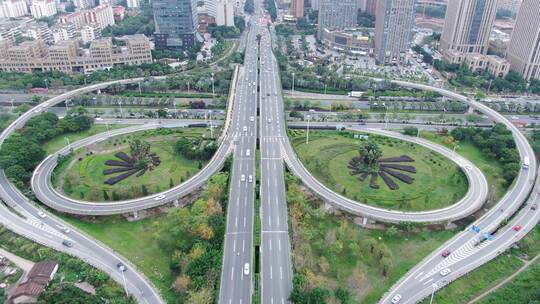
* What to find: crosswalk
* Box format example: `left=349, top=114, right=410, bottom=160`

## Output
left=420, top=237, right=491, bottom=280
left=27, top=219, right=73, bottom=242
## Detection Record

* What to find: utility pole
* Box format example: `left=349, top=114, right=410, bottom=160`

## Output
left=211, top=72, right=215, bottom=99
left=209, top=110, right=214, bottom=138
left=64, top=137, right=71, bottom=151
left=292, top=72, right=295, bottom=97
left=119, top=101, right=124, bottom=118
left=306, top=114, right=311, bottom=144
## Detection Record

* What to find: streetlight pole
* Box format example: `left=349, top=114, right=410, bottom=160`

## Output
left=452, top=144, right=458, bottom=158
left=306, top=114, right=311, bottom=144
left=120, top=268, right=128, bottom=298
left=292, top=72, right=295, bottom=97
left=106, top=122, right=110, bottom=137
left=209, top=110, right=213, bottom=138
left=10, top=99, right=14, bottom=112
left=64, top=137, right=71, bottom=151
left=138, top=82, right=142, bottom=94
left=417, top=127, right=420, bottom=138
left=429, top=283, right=438, bottom=304
left=324, top=83, right=327, bottom=95
left=118, top=101, right=123, bottom=118
left=211, top=72, right=215, bottom=99
left=173, top=99, right=177, bottom=118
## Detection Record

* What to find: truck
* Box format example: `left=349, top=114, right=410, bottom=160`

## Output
left=348, top=91, right=363, bottom=98
left=523, top=156, right=530, bottom=169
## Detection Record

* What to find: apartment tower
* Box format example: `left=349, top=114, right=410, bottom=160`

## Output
left=506, top=0, right=540, bottom=80
left=440, top=0, right=498, bottom=60
left=317, top=0, right=357, bottom=39
left=153, top=0, right=198, bottom=49
left=374, top=0, right=416, bottom=64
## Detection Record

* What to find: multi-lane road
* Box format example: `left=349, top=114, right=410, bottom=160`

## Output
left=219, top=21, right=258, bottom=304
left=258, top=18, right=294, bottom=304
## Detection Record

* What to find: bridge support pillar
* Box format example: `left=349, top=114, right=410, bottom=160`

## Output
left=323, top=202, right=334, bottom=212
left=133, top=211, right=138, bottom=219
left=174, top=199, right=180, bottom=207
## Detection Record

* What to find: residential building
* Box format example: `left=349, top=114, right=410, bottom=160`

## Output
left=81, top=23, right=101, bottom=43
left=30, top=0, right=57, bottom=18
left=506, top=0, right=540, bottom=80
left=317, top=0, right=357, bottom=39
left=290, top=0, right=303, bottom=18
left=216, top=0, right=234, bottom=26
left=198, top=13, right=216, bottom=33
left=374, top=0, right=415, bottom=64
left=321, top=28, right=372, bottom=54
left=20, top=21, right=53, bottom=44
left=152, top=0, right=199, bottom=49
left=74, top=0, right=95, bottom=9
left=464, top=52, right=510, bottom=77
left=126, top=0, right=139, bottom=8
left=58, top=11, right=87, bottom=27
left=0, top=0, right=28, bottom=18
left=10, top=261, right=58, bottom=304
left=0, top=34, right=153, bottom=73
left=83, top=4, right=114, bottom=29
left=51, top=23, right=76, bottom=43
left=498, top=0, right=522, bottom=13
left=440, top=0, right=498, bottom=62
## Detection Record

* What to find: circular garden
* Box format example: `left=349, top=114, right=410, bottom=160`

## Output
left=290, top=129, right=468, bottom=211
left=52, top=127, right=217, bottom=201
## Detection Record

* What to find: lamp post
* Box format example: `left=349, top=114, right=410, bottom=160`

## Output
left=383, top=103, right=389, bottom=130
left=306, top=114, right=311, bottom=144
left=118, top=101, right=124, bottom=118
left=292, top=72, right=295, bottom=97
left=209, top=110, right=213, bottom=138
left=429, top=283, right=438, bottom=304
left=64, top=137, right=71, bottom=151
left=211, top=72, right=215, bottom=99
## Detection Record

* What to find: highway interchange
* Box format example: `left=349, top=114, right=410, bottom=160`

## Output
left=0, top=3, right=538, bottom=304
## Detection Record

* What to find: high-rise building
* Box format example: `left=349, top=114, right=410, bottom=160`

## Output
left=216, top=0, right=234, bottom=26
left=153, top=0, right=198, bottom=49
left=374, top=0, right=415, bottom=64
left=290, top=0, right=303, bottom=18
left=317, top=0, right=357, bottom=39
left=440, top=0, right=498, bottom=62
left=81, top=24, right=101, bottom=43
left=83, top=4, right=115, bottom=29
left=498, top=0, right=522, bottom=13
left=30, top=0, right=57, bottom=19
left=0, top=0, right=28, bottom=18
left=126, top=0, right=140, bottom=8
left=506, top=0, right=540, bottom=80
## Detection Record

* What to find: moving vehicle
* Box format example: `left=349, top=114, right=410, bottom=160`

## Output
left=62, top=240, right=73, bottom=247
left=243, top=126, right=248, bottom=132
left=248, top=175, right=253, bottom=183
left=244, top=263, right=250, bottom=275
left=267, top=118, right=272, bottom=123
left=532, top=204, right=538, bottom=211
left=440, top=268, right=451, bottom=276
left=246, top=149, right=251, bottom=156
left=391, top=294, right=402, bottom=303
left=154, top=194, right=166, bottom=201
left=514, top=225, right=522, bottom=231
left=241, top=174, right=246, bottom=182
left=250, top=116, right=254, bottom=122
left=37, top=211, right=46, bottom=219
left=523, top=156, right=530, bottom=169
left=117, top=262, right=126, bottom=272
left=441, top=250, right=451, bottom=258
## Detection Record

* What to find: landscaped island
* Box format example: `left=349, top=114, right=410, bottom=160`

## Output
left=53, top=127, right=218, bottom=201
left=290, top=130, right=468, bottom=211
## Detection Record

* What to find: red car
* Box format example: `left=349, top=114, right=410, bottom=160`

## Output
left=514, top=225, right=522, bottom=231
left=441, top=250, right=451, bottom=257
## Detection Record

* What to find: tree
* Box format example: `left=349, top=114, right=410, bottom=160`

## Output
left=358, top=140, right=382, bottom=166
left=402, top=126, right=418, bottom=136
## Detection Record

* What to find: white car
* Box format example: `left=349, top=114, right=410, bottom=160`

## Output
left=243, top=126, right=248, bottom=132
left=250, top=116, right=254, bottom=122
left=244, top=263, right=250, bottom=275
left=252, top=81, right=256, bottom=86
left=253, top=90, right=256, bottom=94
left=240, top=174, right=246, bottom=182
left=37, top=211, right=46, bottom=219
left=154, top=194, right=165, bottom=201
left=391, top=294, right=402, bottom=304
left=267, top=118, right=272, bottom=123
left=511, top=116, right=519, bottom=120
left=248, top=83, right=251, bottom=87
left=248, top=175, right=253, bottom=183
left=440, top=268, right=451, bottom=276
left=246, top=149, right=251, bottom=156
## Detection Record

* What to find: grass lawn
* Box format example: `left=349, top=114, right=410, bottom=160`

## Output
left=60, top=215, right=177, bottom=302
left=43, top=124, right=127, bottom=155
left=287, top=174, right=455, bottom=303
left=290, top=129, right=468, bottom=211
left=54, top=128, right=212, bottom=201
left=420, top=131, right=508, bottom=201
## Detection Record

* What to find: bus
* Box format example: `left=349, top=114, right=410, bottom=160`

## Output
left=523, top=156, right=530, bottom=169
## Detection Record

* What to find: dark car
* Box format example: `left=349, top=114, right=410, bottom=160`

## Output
left=62, top=240, right=73, bottom=247
left=117, top=262, right=127, bottom=272
left=531, top=204, right=538, bottom=211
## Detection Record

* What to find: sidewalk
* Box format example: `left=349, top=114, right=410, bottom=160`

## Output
left=0, top=248, right=34, bottom=272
